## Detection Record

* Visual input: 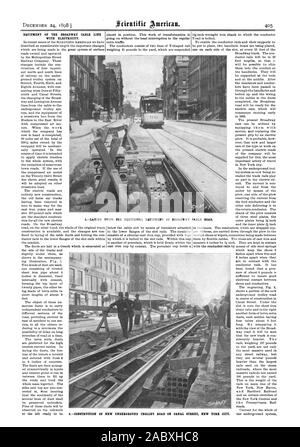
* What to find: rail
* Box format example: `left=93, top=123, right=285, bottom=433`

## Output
left=69, top=316, right=203, bottom=406
left=98, top=316, right=204, bottom=408
left=69, top=317, right=204, bottom=408
left=69, top=315, right=192, bottom=374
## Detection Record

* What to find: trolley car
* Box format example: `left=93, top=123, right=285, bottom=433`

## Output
left=140, top=95, right=164, bottom=128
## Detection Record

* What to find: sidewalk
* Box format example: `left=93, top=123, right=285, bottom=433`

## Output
left=70, top=119, right=110, bottom=139
left=69, top=317, right=164, bottom=359
left=70, top=117, right=130, bottom=139
left=168, top=119, right=227, bottom=127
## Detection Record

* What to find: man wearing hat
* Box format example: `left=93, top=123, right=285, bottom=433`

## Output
left=133, top=294, right=142, bottom=326
left=124, top=292, right=134, bottom=333
left=106, top=292, right=130, bottom=338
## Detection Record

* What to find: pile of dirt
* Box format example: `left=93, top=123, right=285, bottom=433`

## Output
left=185, top=357, right=231, bottom=409
left=69, top=321, right=166, bottom=359
left=70, top=158, right=95, bottom=211
left=205, top=357, right=231, bottom=408
left=69, top=331, right=114, bottom=359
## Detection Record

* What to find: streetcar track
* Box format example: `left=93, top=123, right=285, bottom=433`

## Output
left=70, top=317, right=197, bottom=385
left=69, top=316, right=206, bottom=408
left=162, top=127, right=227, bottom=163
left=70, top=316, right=192, bottom=375
left=165, top=121, right=226, bottom=143
left=145, top=128, right=227, bottom=183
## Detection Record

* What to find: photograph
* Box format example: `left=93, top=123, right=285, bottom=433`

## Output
left=69, top=252, right=231, bottom=409
left=69, top=56, right=227, bottom=213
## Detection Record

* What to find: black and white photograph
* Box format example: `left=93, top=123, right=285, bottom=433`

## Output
left=69, top=253, right=231, bottom=409
left=69, top=56, right=227, bottom=213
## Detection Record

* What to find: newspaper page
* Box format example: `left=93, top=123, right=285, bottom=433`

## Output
left=2, top=0, right=300, bottom=431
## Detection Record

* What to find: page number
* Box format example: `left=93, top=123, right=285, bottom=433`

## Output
left=265, top=24, right=273, bottom=28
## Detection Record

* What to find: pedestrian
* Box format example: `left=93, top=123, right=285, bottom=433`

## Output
left=133, top=294, right=142, bottom=326
left=218, top=295, right=230, bottom=328
left=145, top=306, right=152, bottom=325
left=203, top=304, right=212, bottom=330
left=106, top=292, right=130, bottom=338
left=78, top=107, right=83, bottom=125
left=92, top=103, right=99, bottom=121
left=124, top=292, right=134, bottom=332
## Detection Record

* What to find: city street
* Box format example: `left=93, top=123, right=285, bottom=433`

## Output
left=69, top=312, right=162, bottom=335
left=70, top=119, right=227, bottom=212
left=70, top=55, right=227, bottom=213
left=69, top=119, right=117, bottom=173
left=69, top=253, right=231, bottom=409
left=70, top=119, right=226, bottom=173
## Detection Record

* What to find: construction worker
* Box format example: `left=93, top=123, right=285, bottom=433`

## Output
left=124, top=292, right=134, bottom=332
left=218, top=295, right=230, bottom=328
left=106, top=292, right=130, bottom=338
left=145, top=306, right=153, bottom=325
left=203, top=304, right=212, bottom=330
left=133, top=294, right=142, bottom=326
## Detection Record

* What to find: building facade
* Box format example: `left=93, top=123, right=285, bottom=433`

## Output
left=162, top=56, right=176, bottom=119
left=177, top=280, right=203, bottom=306
left=106, top=61, right=124, bottom=115
left=104, top=67, right=120, bottom=116
left=69, top=56, right=106, bottom=120
left=155, top=86, right=163, bottom=98
left=176, top=56, right=189, bottom=119
left=163, top=56, right=189, bottom=120
left=129, top=254, right=168, bottom=308
left=69, top=253, right=129, bottom=307
left=167, top=274, right=180, bottom=303
left=188, top=56, right=227, bottom=120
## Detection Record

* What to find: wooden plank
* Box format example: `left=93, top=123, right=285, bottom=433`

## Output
left=183, top=336, right=200, bottom=343
left=94, top=137, right=121, bottom=204
left=169, top=356, right=201, bottom=371
left=207, top=325, right=219, bottom=374
left=126, top=123, right=135, bottom=151
left=93, top=137, right=126, bottom=206
left=95, top=313, right=110, bottom=333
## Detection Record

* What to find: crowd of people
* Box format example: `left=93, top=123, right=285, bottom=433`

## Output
left=103, top=286, right=231, bottom=340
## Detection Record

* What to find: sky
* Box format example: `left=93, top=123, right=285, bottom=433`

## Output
left=105, top=55, right=164, bottom=107
left=167, top=253, right=231, bottom=303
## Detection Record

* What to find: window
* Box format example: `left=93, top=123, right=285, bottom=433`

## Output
left=92, top=276, right=97, bottom=292
left=69, top=268, right=75, bottom=284
left=85, top=275, right=91, bottom=291
left=76, top=270, right=83, bottom=286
